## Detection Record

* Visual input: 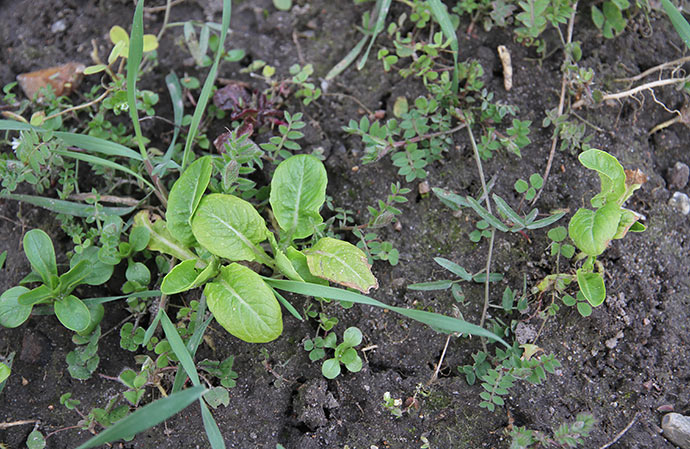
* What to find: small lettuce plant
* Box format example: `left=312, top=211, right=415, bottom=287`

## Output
left=567, top=149, right=645, bottom=313
left=134, top=154, right=379, bottom=343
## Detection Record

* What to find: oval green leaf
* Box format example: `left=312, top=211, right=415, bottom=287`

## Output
left=167, top=156, right=213, bottom=246
left=23, top=229, right=57, bottom=287
left=577, top=269, right=606, bottom=307
left=70, top=246, right=115, bottom=286
left=161, top=258, right=218, bottom=295
left=306, top=237, right=378, bottom=294
left=568, top=202, right=621, bottom=256
left=133, top=211, right=197, bottom=262
left=269, top=154, right=327, bottom=240
left=78, top=303, right=104, bottom=336
left=322, top=358, right=341, bottom=379
left=0, top=362, right=10, bottom=384
left=54, top=295, right=91, bottom=332
left=0, top=286, right=32, bottom=328
left=191, top=194, right=268, bottom=262
left=204, top=263, right=282, bottom=343
left=578, top=149, right=625, bottom=207
left=161, top=259, right=200, bottom=295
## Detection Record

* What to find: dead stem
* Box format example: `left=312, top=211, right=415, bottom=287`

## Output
left=615, top=55, right=690, bottom=83
left=428, top=334, right=451, bottom=385
left=598, top=412, right=639, bottom=449
left=0, top=420, right=38, bottom=430
left=465, top=123, right=494, bottom=353
left=572, top=77, right=689, bottom=109
left=531, top=2, right=577, bottom=206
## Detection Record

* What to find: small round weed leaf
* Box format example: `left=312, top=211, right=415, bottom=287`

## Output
left=526, top=187, right=536, bottom=201
left=126, top=262, right=151, bottom=286
left=129, top=226, right=151, bottom=253
left=345, top=354, right=363, bottom=373
left=514, top=179, right=529, bottom=193
left=529, top=173, right=543, bottom=189
left=577, top=301, right=592, bottom=317
left=393, top=96, right=408, bottom=117
left=547, top=226, right=567, bottom=243
left=54, top=295, right=91, bottom=333
left=142, top=34, right=159, bottom=52
left=0, top=286, right=32, bottom=328
left=340, top=347, right=358, bottom=365
left=561, top=244, right=576, bottom=259
left=322, top=358, right=341, bottom=379
left=343, top=327, right=363, bottom=347
left=561, top=294, right=577, bottom=306
left=26, top=429, right=46, bottom=449
left=109, top=25, right=129, bottom=45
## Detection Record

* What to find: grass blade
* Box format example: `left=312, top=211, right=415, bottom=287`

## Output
left=53, top=148, right=155, bottom=191
left=152, top=72, right=185, bottom=177
left=74, top=385, right=205, bottom=449
left=428, top=0, right=459, bottom=93
left=200, top=399, right=226, bottom=449
left=434, top=257, right=473, bottom=281
left=407, top=280, right=454, bottom=290
left=357, top=0, right=392, bottom=70
left=172, top=314, right=212, bottom=393
left=126, top=0, right=148, bottom=161
left=181, top=0, right=232, bottom=170
left=0, top=120, right=142, bottom=160
left=466, top=196, right=510, bottom=232
left=161, top=311, right=200, bottom=386
left=264, top=278, right=509, bottom=347
left=325, top=35, right=367, bottom=80
left=525, top=211, right=565, bottom=230
left=662, top=0, right=690, bottom=50
left=81, top=290, right=161, bottom=306
left=0, top=193, right=136, bottom=217
left=273, top=288, right=304, bottom=321
left=492, top=194, right=526, bottom=228
left=143, top=308, right=162, bottom=346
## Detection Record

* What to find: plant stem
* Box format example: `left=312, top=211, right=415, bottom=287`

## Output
left=572, top=77, right=690, bottom=109
left=532, top=2, right=578, bottom=206
left=466, top=123, right=494, bottom=353
left=43, top=88, right=112, bottom=122
left=615, top=55, right=690, bottom=83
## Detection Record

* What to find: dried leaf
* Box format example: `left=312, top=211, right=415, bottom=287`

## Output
left=17, top=62, right=86, bottom=99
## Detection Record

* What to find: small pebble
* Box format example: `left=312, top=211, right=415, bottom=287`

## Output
left=51, top=19, right=67, bottom=33
left=668, top=162, right=689, bottom=190
left=669, top=192, right=690, bottom=215
left=662, top=413, right=690, bottom=449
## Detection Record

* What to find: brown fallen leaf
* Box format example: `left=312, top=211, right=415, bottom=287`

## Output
left=16, top=62, right=86, bottom=100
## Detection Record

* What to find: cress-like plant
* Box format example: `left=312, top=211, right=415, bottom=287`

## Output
left=567, top=149, right=645, bottom=311
left=0, top=229, right=113, bottom=333
left=134, top=154, right=378, bottom=344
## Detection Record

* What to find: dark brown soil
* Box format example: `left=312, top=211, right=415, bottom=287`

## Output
left=1, top=0, right=689, bottom=448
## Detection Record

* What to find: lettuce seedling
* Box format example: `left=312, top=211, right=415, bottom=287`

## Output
left=568, top=149, right=645, bottom=309
left=135, top=154, right=379, bottom=344
left=0, top=229, right=113, bottom=333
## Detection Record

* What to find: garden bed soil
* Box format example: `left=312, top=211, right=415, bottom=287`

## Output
left=0, top=0, right=689, bottom=448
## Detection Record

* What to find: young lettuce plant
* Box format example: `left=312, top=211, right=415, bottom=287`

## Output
left=134, top=154, right=379, bottom=343
left=0, top=229, right=113, bottom=333
left=567, top=149, right=645, bottom=311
